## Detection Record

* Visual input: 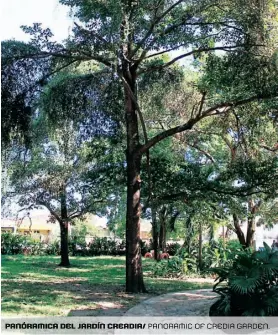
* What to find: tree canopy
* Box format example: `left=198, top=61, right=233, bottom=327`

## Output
left=2, top=0, right=278, bottom=292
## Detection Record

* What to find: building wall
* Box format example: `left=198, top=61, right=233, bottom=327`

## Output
left=1, top=227, right=15, bottom=233
left=16, top=229, right=51, bottom=242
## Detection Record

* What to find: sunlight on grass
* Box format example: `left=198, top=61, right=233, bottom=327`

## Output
left=1, top=255, right=212, bottom=316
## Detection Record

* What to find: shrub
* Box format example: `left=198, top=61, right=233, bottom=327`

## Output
left=25, top=240, right=46, bottom=255
left=202, top=239, right=243, bottom=269
left=87, top=237, right=125, bottom=256
left=165, top=242, right=181, bottom=256
left=1, top=232, right=48, bottom=255
left=153, top=256, right=186, bottom=278
left=68, top=235, right=88, bottom=256
left=44, top=240, right=60, bottom=255
left=210, top=243, right=278, bottom=316
left=1, top=233, right=128, bottom=257
left=1, top=232, right=30, bottom=254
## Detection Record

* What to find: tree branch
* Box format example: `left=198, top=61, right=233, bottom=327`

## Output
left=260, top=143, right=278, bottom=152
left=7, top=50, right=114, bottom=67
left=119, top=73, right=149, bottom=146
left=143, top=32, right=225, bottom=60
left=131, top=0, right=186, bottom=58
left=37, top=200, right=61, bottom=223
left=68, top=200, right=104, bottom=220
left=139, top=45, right=249, bottom=74
left=137, top=93, right=276, bottom=155
left=186, top=141, right=215, bottom=163
left=74, top=22, right=110, bottom=46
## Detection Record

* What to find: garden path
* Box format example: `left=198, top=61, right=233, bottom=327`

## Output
left=124, top=289, right=217, bottom=316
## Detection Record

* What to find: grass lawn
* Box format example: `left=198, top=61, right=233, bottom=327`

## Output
left=1, top=255, right=213, bottom=317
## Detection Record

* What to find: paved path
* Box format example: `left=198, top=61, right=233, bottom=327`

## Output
left=125, top=289, right=218, bottom=316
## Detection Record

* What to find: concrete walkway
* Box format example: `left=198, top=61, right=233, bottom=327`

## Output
left=125, top=289, right=218, bottom=316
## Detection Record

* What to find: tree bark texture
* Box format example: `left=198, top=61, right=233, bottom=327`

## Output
left=232, top=214, right=246, bottom=247
left=233, top=198, right=260, bottom=249
left=246, top=199, right=260, bottom=249
left=59, top=187, right=70, bottom=267
left=158, top=206, right=167, bottom=252
left=184, top=216, right=194, bottom=254
left=124, top=69, right=146, bottom=293
left=198, top=221, right=203, bottom=270
left=151, top=206, right=159, bottom=261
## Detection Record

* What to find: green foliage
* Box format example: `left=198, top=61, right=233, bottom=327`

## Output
left=1, top=232, right=45, bottom=255
left=87, top=237, right=126, bottom=257
left=1, top=233, right=127, bottom=257
left=202, top=239, right=243, bottom=269
left=165, top=242, right=181, bottom=256
left=1, top=40, right=50, bottom=146
left=210, top=243, right=278, bottom=316
left=153, top=247, right=199, bottom=278
left=153, top=256, right=187, bottom=278
left=1, top=233, right=28, bottom=255
left=44, top=240, right=60, bottom=255
left=40, top=69, right=124, bottom=136
left=152, top=239, right=249, bottom=278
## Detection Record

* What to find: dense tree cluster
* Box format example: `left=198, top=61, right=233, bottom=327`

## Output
left=1, top=0, right=278, bottom=292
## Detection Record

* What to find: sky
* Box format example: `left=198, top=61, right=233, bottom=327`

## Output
left=1, top=0, right=191, bottom=64
left=1, top=0, right=73, bottom=42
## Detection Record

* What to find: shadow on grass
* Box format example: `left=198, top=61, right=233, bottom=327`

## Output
left=1, top=255, right=213, bottom=316
left=2, top=278, right=136, bottom=316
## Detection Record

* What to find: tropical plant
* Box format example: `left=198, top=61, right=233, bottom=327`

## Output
left=202, top=239, right=243, bottom=269
left=153, top=256, right=186, bottom=278
left=210, top=243, right=278, bottom=316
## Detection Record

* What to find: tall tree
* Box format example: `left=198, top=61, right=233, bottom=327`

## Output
left=7, top=118, right=120, bottom=266
left=3, top=0, right=278, bottom=292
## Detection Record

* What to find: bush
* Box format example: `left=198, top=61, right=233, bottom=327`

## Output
left=0, top=233, right=133, bottom=257
left=25, top=240, right=46, bottom=255
left=165, top=242, right=181, bottom=256
left=202, top=239, right=243, bottom=269
left=1, top=232, right=48, bottom=255
left=152, top=248, right=199, bottom=278
left=68, top=235, right=88, bottom=256
left=87, top=237, right=125, bottom=256
left=44, top=240, right=60, bottom=255
left=1, top=232, right=30, bottom=254
left=210, top=243, right=278, bottom=316
left=153, top=256, right=187, bottom=278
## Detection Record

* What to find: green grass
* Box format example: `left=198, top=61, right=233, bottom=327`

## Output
left=1, top=255, right=212, bottom=316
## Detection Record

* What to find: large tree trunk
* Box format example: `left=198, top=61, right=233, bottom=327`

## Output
left=233, top=198, right=260, bottom=250
left=184, top=215, right=194, bottom=254
left=124, top=69, right=146, bottom=293
left=158, top=206, right=167, bottom=252
left=159, top=218, right=167, bottom=252
left=59, top=187, right=70, bottom=267
left=198, top=221, right=203, bottom=270
left=151, top=206, right=159, bottom=261
left=232, top=214, right=246, bottom=247
left=246, top=199, right=260, bottom=249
